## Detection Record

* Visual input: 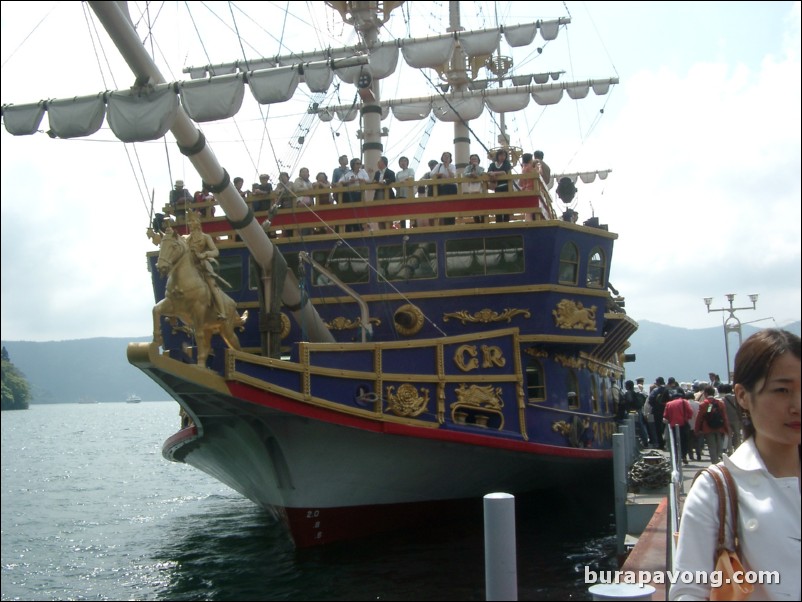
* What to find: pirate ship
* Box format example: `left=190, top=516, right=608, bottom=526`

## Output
left=2, top=1, right=635, bottom=547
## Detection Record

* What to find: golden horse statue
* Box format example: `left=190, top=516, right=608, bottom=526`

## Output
left=153, top=229, right=246, bottom=366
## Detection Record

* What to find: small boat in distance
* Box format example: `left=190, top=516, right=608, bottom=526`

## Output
left=125, top=394, right=142, bottom=403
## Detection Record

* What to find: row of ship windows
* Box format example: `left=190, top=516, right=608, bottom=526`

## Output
left=526, top=359, right=613, bottom=414
left=211, top=237, right=608, bottom=291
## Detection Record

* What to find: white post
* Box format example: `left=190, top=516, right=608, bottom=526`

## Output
left=484, top=492, right=518, bottom=601
left=613, top=433, right=628, bottom=556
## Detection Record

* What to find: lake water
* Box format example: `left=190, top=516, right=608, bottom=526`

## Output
left=1, top=402, right=618, bottom=601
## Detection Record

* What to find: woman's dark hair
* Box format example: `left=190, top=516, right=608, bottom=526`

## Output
left=733, top=328, right=801, bottom=439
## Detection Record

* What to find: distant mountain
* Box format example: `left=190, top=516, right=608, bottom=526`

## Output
left=0, top=337, right=167, bottom=403
left=3, top=320, right=800, bottom=403
left=627, top=320, right=801, bottom=385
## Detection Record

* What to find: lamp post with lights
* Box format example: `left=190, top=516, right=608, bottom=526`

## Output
left=703, top=294, right=759, bottom=383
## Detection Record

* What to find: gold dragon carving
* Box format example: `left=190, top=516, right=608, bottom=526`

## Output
left=454, top=383, right=504, bottom=410
left=451, top=383, right=505, bottom=429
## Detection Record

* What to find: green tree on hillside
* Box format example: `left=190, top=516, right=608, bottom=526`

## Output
left=1, top=347, right=31, bottom=410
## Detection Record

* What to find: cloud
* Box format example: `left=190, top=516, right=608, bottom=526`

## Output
left=1, top=1, right=800, bottom=340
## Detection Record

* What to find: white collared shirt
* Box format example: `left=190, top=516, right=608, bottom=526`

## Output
left=671, top=437, right=801, bottom=600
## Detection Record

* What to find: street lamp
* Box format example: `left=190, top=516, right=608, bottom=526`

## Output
left=703, top=294, right=758, bottom=383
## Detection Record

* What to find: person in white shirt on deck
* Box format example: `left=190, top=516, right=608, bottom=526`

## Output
left=394, top=156, right=415, bottom=228
left=340, top=158, right=370, bottom=232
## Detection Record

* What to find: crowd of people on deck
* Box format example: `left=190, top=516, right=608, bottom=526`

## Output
left=160, top=148, right=553, bottom=232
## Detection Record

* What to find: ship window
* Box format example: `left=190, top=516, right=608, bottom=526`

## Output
left=311, top=246, right=369, bottom=285
left=587, top=247, right=606, bottom=288
left=558, top=242, right=579, bottom=285
left=378, top=242, right=437, bottom=281
left=591, top=375, right=600, bottom=413
left=566, top=370, right=580, bottom=409
left=218, top=255, right=242, bottom=292
left=525, top=359, right=546, bottom=402
left=445, top=236, right=524, bottom=277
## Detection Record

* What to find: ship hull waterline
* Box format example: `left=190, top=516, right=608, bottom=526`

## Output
left=135, top=344, right=613, bottom=547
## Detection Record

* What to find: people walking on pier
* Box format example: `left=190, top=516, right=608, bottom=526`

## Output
left=623, top=379, right=649, bottom=448
left=687, top=386, right=704, bottom=461
left=648, top=377, right=670, bottom=449
left=663, top=390, right=693, bottom=464
left=694, top=385, right=730, bottom=464
left=719, top=383, right=744, bottom=454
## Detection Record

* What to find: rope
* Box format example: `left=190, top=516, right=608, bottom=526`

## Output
left=628, top=451, right=672, bottom=492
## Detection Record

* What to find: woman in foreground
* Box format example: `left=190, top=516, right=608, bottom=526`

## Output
left=671, top=328, right=800, bottom=601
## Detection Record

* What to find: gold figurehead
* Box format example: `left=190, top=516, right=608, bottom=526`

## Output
left=152, top=211, right=247, bottom=366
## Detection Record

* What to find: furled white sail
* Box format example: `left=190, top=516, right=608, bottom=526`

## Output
left=484, top=91, right=530, bottom=113
left=434, top=96, right=484, bottom=122
left=503, top=23, right=538, bottom=47
left=248, top=66, right=300, bottom=104
left=402, top=37, right=456, bottom=69
left=106, top=87, right=178, bottom=142
left=179, top=74, right=244, bottom=122
left=302, top=62, right=335, bottom=93
left=2, top=102, right=45, bottom=135
left=458, top=30, right=501, bottom=56
left=47, top=94, right=106, bottom=138
left=392, top=102, right=433, bottom=121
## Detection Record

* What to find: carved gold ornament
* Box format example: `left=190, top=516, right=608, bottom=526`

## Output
left=552, top=420, right=572, bottom=436
left=443, top=308, right=530, bottom=325
left=386, top=384, right=430, bottom=417
left=325, top=316, right=382, bottom=330
left=450, top=383, right=506, bottom=429
left=523, top=347, right=548, bottom=359
left=393, top=304, right=425, bottom=336
left=552, top=299, right=597, bottom=330
left=454, top=383, right=504, bottom=410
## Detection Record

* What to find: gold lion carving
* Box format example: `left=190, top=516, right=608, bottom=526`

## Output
left=552, top=299, right=597, bottom=330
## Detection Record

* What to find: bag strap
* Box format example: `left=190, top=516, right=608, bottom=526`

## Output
left=718, top=464, right=742, bottom=556
left=693, top=467, right=727, bottom=560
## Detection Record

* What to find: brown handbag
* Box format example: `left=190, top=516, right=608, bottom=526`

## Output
left=700, top=465, right=755, bottom=601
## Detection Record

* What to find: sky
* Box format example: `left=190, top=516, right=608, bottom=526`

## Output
left=1, top=1, right=800, bottom=342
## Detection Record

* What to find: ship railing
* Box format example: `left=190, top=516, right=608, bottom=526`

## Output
left=162, top=173, right=557, bottom=237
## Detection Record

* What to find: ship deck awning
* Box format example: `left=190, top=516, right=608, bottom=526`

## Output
left=592, top=312, right=638, bottom=362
